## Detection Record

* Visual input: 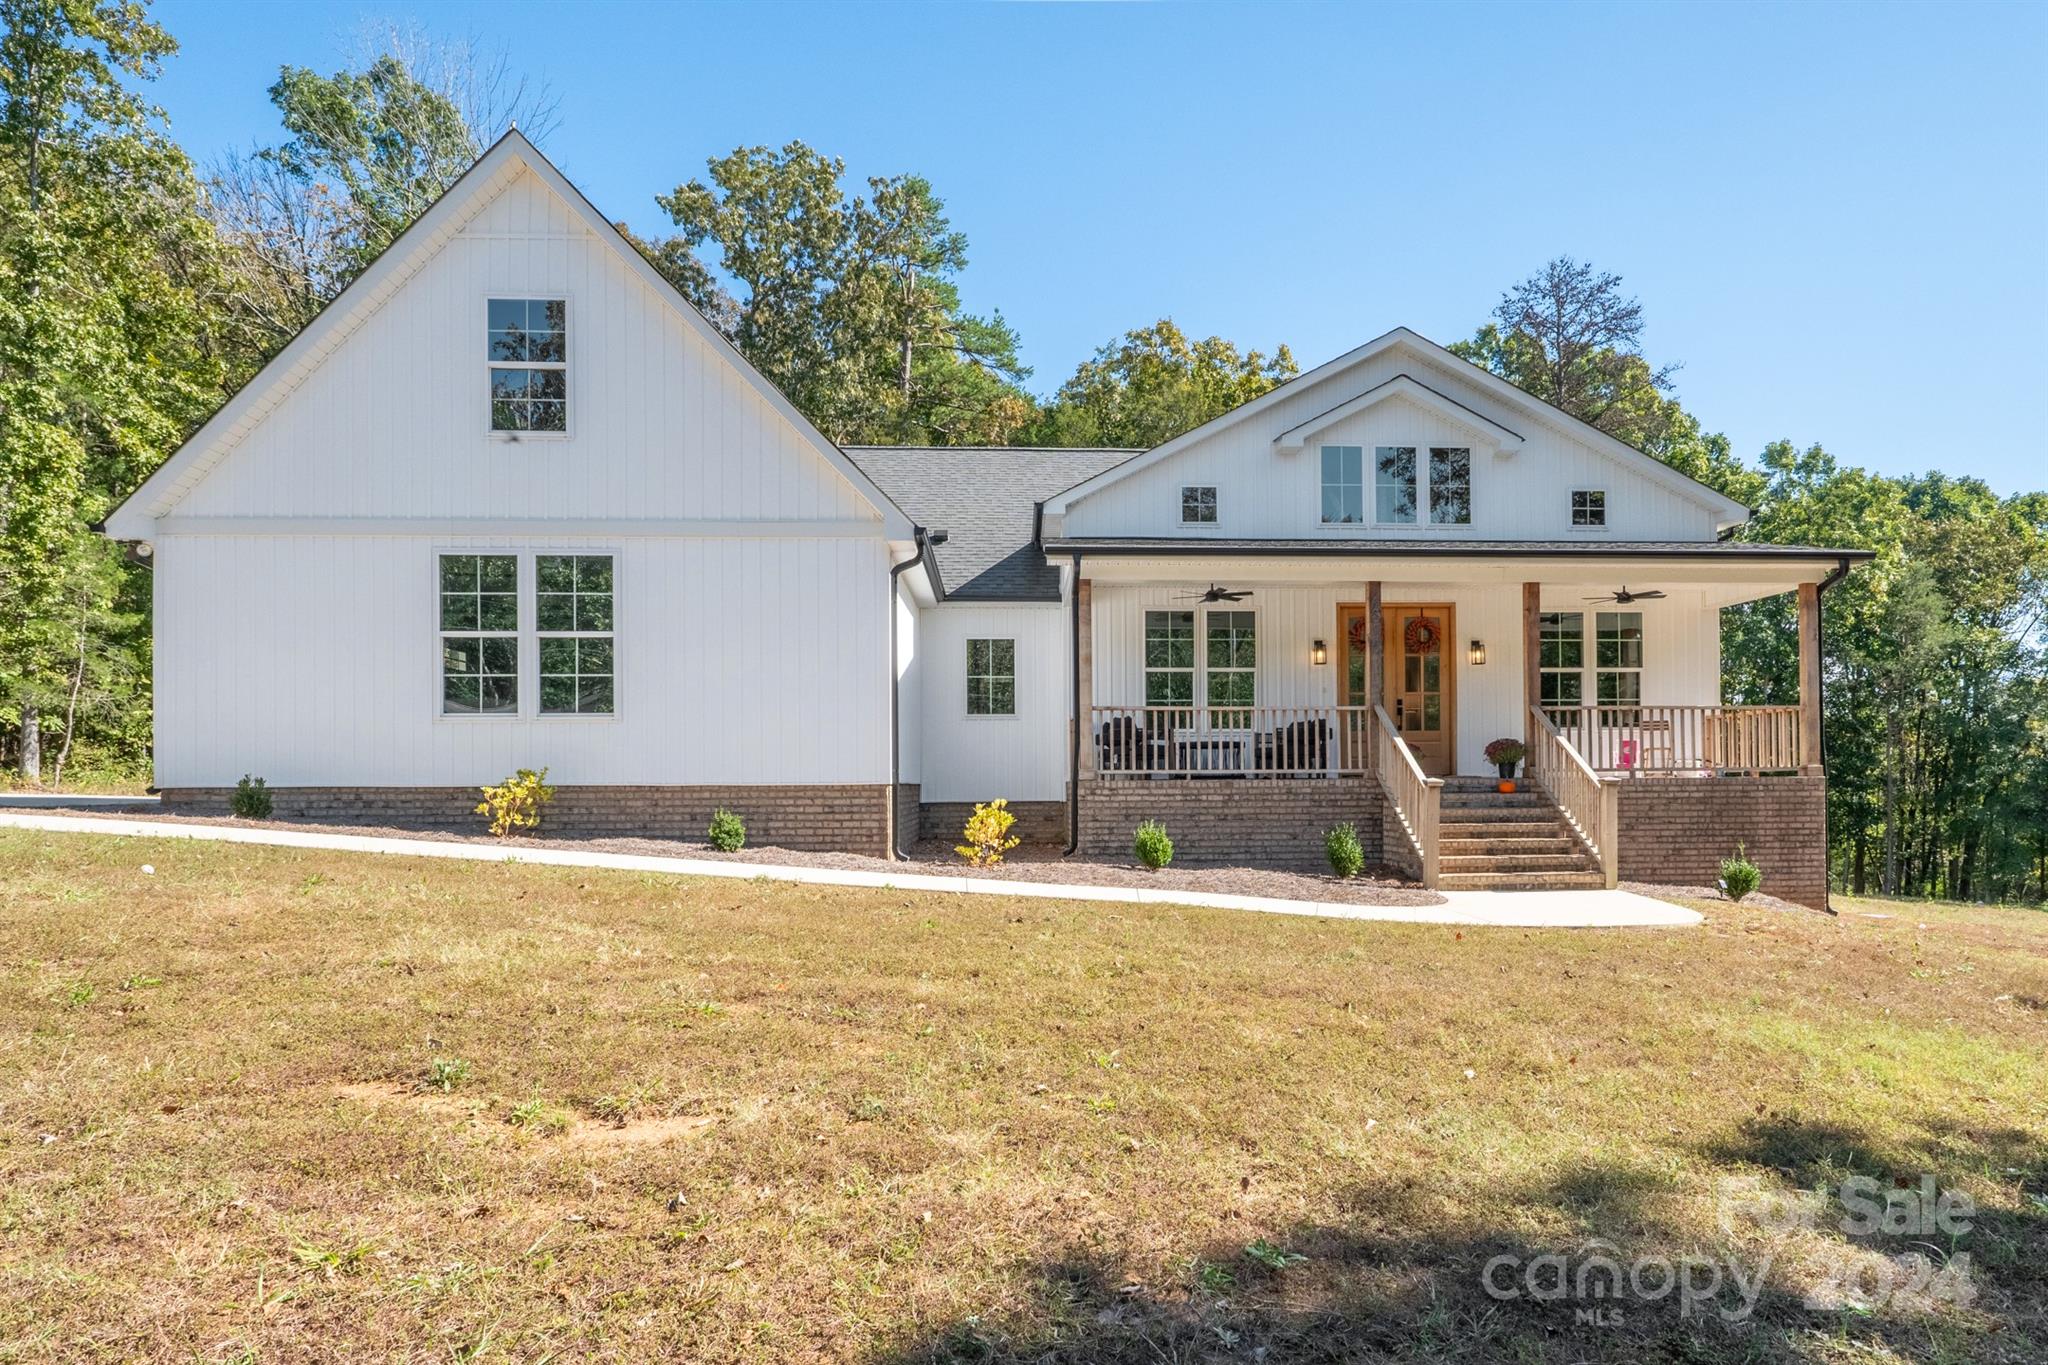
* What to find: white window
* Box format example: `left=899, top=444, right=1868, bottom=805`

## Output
left=1318, top=446, right=1364, bottom=524
left=1428, top=447, right=1472, bottom=525
left=1143, top=610, right=1196, bottom=708
left=1204, top=609, right=1257, bottom=725
left=537, top=555, right=614, bottom=714
left=966, top=638, right=1015, bottom=716
left=1538, top=611, right=1585, bottom=718
left=1374, top=445, right=1417, bottom=524
left=1181, top=485, right=1218, bottom=525
left=1572, top=489, right=1607, bottom=527
left=489, top=298, right=567, bottom=432
left=440, top=554, right=519, bottom=715
left=1596, top=611, right=1644, bottom=714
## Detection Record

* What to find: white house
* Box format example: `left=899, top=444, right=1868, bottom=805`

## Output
left=103, top=132, right=1866, bottom=907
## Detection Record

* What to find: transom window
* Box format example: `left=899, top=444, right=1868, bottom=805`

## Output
left=488, top=298, right=567, bottom=432
left=440, top=554, right=519, bottom=715
left=537, top=555, right=614, bottom=714
left=1204, top=610, right=1257, bottom=727
left=1374, top=445, right=1417, bottom=524
left=1319, top=446, right=1364, bottom=524
left=966, top=638, right=1015, bottom=716
left=1538, top=611, right=1585, bottom=717
left=1143, top=610, right=1197, bottom=708
left=1429, top=447, right=1472, bottom=525
left=1572, top=489, right=1607, bottom=528
left=1181, top=485, right=1218, bottom=525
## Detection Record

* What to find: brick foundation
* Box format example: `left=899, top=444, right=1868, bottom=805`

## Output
left=917, top=799, right=1068, bottom=848
left=893, top=783, right=921, bottom=855
left=1614, top=776, right=1829, bottom=909
left=158, top=785, right=893, bottom=856
left=1077, top=777, right=1385, bottom=869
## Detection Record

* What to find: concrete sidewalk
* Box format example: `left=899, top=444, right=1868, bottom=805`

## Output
left=0, top=811, right=1702, bottom=929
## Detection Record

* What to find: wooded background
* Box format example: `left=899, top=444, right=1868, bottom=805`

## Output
left=3, top=2, right=2041, bottom=903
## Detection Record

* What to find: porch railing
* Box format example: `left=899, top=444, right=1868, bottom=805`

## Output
left=1545, top=704, right=1804, bottom=775
left=1089, top=705, right=1376, bottom=777
left=1376, top=704, right=1442, bottom=887
left=1528, top=705, right=1618, bottom=888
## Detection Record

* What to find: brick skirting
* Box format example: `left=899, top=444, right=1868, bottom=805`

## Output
left=1077, top=777, right=1385, bottom=869
left=158, top=785, right=894, bottom=856
left=1614, top=776, right=1829, bottom=909
left=917, top=799, right=1068, bottom=848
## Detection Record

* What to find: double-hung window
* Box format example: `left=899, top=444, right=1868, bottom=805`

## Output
left=440, top=555, right=520, bottom=714
left=1538, top=611, right=1585, bottom=720
left=537, top=555, right=615, bottom=714
left=1428, top=447, right=1472, bottom=524
left=1595, top=611, right=1644, bottom=717
left=1143, top=610, right=1197, bottom=710
left=1205, top=610, right=1257, bottom=728
left=488, top=298, right=567, bottom=432
left=1374, top=446, right=1418, bottom=524
left=1319, top=446, right=1364, bottom=524
left=966, top=638, right=1015, bottom=716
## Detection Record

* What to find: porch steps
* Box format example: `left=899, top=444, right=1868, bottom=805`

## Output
left=1435, top=779, right=1605, bottom=891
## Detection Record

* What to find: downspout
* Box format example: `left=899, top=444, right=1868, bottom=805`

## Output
left=1066, top=551, right=1084, bottom=855
left=888, top=526, right=935, bottom=859
left=1812, top=553, right=1853, bottom=914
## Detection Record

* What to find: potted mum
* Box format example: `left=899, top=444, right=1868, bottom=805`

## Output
left=1484, top=738, right=1526, bottom=792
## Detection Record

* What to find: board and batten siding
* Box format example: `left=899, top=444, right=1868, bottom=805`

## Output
left=1089, top=582, right=1719, bottom=776
left=915, top=604, right=1070, bottom=803
left=1059, top=347, right=1724, bottom=543
left=152, top=534, right=893, bottom=789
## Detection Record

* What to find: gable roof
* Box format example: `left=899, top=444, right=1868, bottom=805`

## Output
left=103, top=130, right=911, bottom=541
left=1271, top=372, right=1525, bottom=453
left=846, top=446, right=1134, bottom=601
left=1041, top=326, right=1750, bottom=529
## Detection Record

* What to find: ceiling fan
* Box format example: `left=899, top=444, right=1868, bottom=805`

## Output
left=1176, top=583, right=1253, bottom=603
left=1582, top=585, right=1667, bottom=605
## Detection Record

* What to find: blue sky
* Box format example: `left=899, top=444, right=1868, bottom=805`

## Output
left=152, top=0, right=2044, bottom=494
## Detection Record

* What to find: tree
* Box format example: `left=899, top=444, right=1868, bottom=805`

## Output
left=1024, top=319, right=1296, bottom=448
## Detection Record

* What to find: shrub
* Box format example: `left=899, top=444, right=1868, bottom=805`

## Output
left=230, top=774, right=273, bottom=820
left=476, top=767, right=554, bottom=838
left=707, top=808, right=747, bottom=852
left=1325, top=822, right=1365, bottom=878
left=955, top=799, right=1021, bottom=867
left=1720, top=842, right=1763, bottom=902
left=1133, top=819, right=1174, bottom=870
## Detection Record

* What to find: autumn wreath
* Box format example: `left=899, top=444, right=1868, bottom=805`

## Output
left=1402, top=615, right=1441, bottom=655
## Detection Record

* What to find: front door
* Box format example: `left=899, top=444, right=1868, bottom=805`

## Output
left=1382, top=604, right=1456, bottom=776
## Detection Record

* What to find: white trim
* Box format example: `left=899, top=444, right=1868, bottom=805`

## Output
left=963, top=635, right=1019, bottom=720
left=103, top=131, right=913, bottom=542
left=1274, top=373, right=1524, bottom=453
left=483, top=292, right=572, bottom=441
left=429, top=547, right=624, bottom=723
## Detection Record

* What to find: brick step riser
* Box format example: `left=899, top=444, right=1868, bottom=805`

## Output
left=1440, top=873, right=1608, bottom=891
left=1440, top=839, right=1582, bottom=856
left=1442, top=855, right=1598, bottom=874
left=1440, top=822, right=1573, bottom=840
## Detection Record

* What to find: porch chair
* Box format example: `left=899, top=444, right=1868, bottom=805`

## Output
left=1254, top=718, right=1331, bottom=776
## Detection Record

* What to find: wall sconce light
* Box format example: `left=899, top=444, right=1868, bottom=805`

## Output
left=1311, top=638, right=1327, bottom=666
left=1468, top=639, right=1487, bottom=665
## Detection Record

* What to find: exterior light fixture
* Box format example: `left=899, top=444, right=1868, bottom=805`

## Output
left=1468, top=639, right=1486, bottom=665
left=1311, top=639, right=1327, bottom=666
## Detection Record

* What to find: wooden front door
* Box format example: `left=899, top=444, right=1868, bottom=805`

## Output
left=1382, top=604, right=1456, bottom=776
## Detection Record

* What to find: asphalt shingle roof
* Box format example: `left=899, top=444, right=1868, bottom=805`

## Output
left=845, top=447, right=1136, bottom=601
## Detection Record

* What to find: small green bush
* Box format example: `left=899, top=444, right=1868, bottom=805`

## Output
left=230, top=774, right=273, bottom=819
left=1720, top=842, right=1763, bottom=902
left=1133, top=819, right=1174, bottom=870
left=707, top=808, right=747, bottom=852
left=1325, top=822, right=1365, bottom=878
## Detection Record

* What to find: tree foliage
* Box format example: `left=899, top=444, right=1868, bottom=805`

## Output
left=1023, top=318, right=1296, bottom=448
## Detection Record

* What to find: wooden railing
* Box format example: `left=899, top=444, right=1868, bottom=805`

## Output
left=1528, top=704, right=1618, bottom=888
left=1546, top=704, right=1804, bottom=775
left=1089, top=705, right=1375, bottom=777
left=1375, top=704, right=1442, bottom=888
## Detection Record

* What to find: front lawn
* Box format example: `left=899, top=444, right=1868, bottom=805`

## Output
left=1, top=830, right=2042, bottom=1363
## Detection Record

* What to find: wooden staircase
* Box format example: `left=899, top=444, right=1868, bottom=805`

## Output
left=1436, top=777, right=1606, bottom=891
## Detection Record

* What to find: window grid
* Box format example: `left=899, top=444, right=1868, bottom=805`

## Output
left=1204, top=610, right=1257, bottom=727
left=537, top=554, right=614, bottom=715
left=1538, top=611, right=1585, bottom=719
left=1143, top=610, right=1196, bottom=708
left=489, top=298, right=567, bottom=432
left=1374, top=445, right=1418, bottom=524
left=439, top=554, right=519, bottom=715
left=1572, top=489, right=1607, bottom=528
left=1181, top=485, right=1218, bottom=525
left=966, top=638, right=1016, bottom=716
left=1319, top=446, right=1364, bottom=524
left=1595, top=611, right=1644, bottom=718
left=1428, top=447, right=1472, bottom=525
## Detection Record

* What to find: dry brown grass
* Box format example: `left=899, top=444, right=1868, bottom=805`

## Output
left=0, top=829, right=2042, bottom=1364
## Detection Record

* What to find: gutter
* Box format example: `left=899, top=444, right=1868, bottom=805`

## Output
left=887, top=526, right=938, bottom=859
left=1812, top=553, right=1854, bottom=915
left=1066, top=550, right=1084, bottom=855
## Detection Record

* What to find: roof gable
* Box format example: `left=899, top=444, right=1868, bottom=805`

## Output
left=105, top=131, right=910, bottom=540
left=1271, top=373, right=1525, bottom=453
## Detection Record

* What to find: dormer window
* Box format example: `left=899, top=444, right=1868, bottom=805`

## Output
left=1573, top=489, right=1607, bottom=527
left=489, top=298, right=567, bottom=433
left=1181, top=485, right=1218, bottom=525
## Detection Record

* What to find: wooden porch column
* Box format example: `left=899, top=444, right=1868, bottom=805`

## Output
left=1365, top=580, right=1383, bottom=760
left=1076, top=578, right=1095, bottom=777
left=1523, top=582, right=1542, bottom=744
left=1798, top=580, right=1823, bottom=775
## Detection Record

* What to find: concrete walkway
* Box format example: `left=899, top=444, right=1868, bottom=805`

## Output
left=0, top=811, right=1702, bottom=930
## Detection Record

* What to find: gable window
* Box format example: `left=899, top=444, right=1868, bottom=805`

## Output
left=440, top=554, right=519, bottom=715
left=1181, top=485, right=1218, bottom=525
left=1596, top=611, right=1644, bottom=716
left=966, top=638, right=1016, bottom=716
left=1319, top=446, right=1364, bottom=524
left=1374, top=445, right=1417, bottom=524
left=1428, top=447, right=1472, bottom=524
left=537, top=555, right=614, bottom=714
left=1144, top=610, right=1196, bottom=709
left=1572, top=489, right=1607, bottom=528
left=488, top=298, right=567, bottom=432
left=1205, top=610, right=1257, bottom=727
left=1538, top=611, right=1585, bottom=720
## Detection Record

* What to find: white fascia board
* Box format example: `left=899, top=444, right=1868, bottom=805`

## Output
left=1272, top=373, right=1526, bottom=453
